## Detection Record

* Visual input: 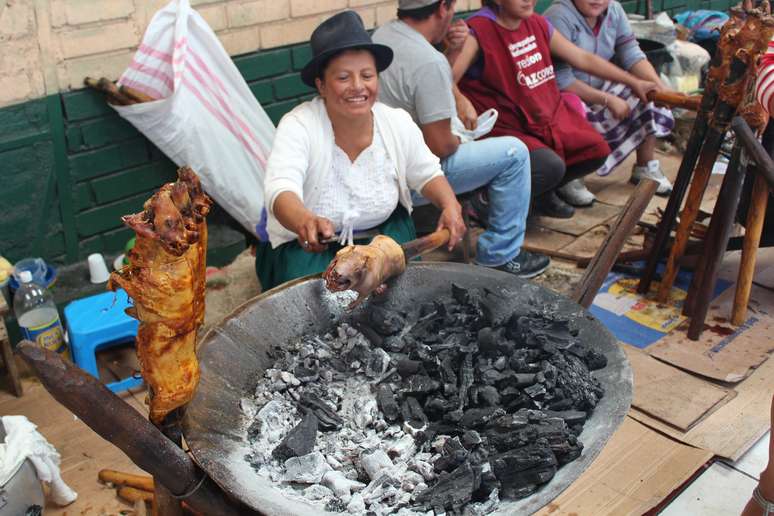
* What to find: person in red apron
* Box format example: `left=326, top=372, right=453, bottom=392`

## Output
left=452, top=0, right=656, bottom=218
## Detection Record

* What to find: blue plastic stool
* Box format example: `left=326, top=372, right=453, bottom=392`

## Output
left=64, top=289, right=142, bottom=393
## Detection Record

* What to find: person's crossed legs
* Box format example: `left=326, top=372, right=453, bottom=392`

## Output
left=412, top=136, right=550, bottom=278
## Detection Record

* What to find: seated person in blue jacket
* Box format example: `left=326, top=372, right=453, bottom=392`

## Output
left=255, top=11, right=465, bottom=291
left=545, top=0, right=676, bottom=207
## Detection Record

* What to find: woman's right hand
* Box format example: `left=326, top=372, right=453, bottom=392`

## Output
left=295, top=212, right=335, bottom=253
left=606, top=95, right=631, bottom=120
left=630, top=79, right=658, bottom=103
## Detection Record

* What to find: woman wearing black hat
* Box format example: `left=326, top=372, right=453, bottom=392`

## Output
left=256, top=11, right=465, bottom=291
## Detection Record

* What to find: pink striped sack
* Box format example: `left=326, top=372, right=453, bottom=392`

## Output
left=114, top=0, right=274, bottom=239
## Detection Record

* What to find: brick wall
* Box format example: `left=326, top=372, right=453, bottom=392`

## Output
left=0, top=0, right=737, bottom=267
left=0, top=0, right=485, bottom=110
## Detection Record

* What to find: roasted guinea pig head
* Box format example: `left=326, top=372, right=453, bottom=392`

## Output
left=323, top=235, right=406, bottom=309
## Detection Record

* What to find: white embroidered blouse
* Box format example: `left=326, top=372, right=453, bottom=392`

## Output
left=306, top=124, right=399, bottom=244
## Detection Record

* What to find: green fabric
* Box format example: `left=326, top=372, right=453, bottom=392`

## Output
left=255, top=206, right=417, bottom=292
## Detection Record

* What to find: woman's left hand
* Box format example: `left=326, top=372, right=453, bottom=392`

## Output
left=437, top=202, right=466, bottom=251
left=630, top=79, right=658, bottom=103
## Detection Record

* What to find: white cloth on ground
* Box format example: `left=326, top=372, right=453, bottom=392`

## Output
left=0, top=415, right=77, bottom=506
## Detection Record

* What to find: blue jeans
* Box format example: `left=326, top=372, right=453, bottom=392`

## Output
left=412, top=136, right=531, bottom=267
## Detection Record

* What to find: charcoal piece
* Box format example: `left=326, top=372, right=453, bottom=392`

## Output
left=489, top=442, right=558, bottom=499
left=352, top=319, right=384, bottom=348
left=401, top=396, right=428, bottom=431
left=485, top=425, right=538, bottom=452
left=551, top=354, right=604, bottom=411
left=294, top=358, right=319, bottom=383
left=462, top=430, right=483, bottom=448
left=369, top=306, right=406, bottom=335
left=460, top=407, right=506, bottom=429
left=547, top=398, right=573, bottom=411
left=551, top=434, right=584, bottom=465
left=491, top=412, right=530, bottom=430
left=478, top=288, right=514, bottom=327
left=404, top=375, right=441, bottom=394
left=480, top=368, right=509, bottom=386
left=476, top=327, right=501, bottom=356
left=493, top=357, right=508, bottom=371
left=544, top=410, right=587, bottom=426
left=377, top=384, right=400, bottom=422
left=283, top=451, right=330, bottom=483
left=396, top=358, right=422, bottom=378
left=477, top=385, right=501, bottom=407
left=415, top=462, right=479, bottom=511
left=525, top=383, right=547, bottom=400
left=382, top=334, right=406, bottom=352
left=445, top=409, right=464, bottom=423
left=469, top=385, right=480, bottom=406
left=415, top=344, right=437, bottom=363
left=298, top=393, right=343, bottom=431
left=344, top=340, right=371, bottom=367
left=365, top=348, right=391, bottom=379
left=271, top=411, right=318, bottom=461
left=513, top=373, right=538, bottom=387
left=424, top=396, right=460, bottom=419
left=328, top=357, right=348, bottom=373
left=458, top=353, right=474, bottom=410
left=434, top=437, right=469, bottom=472
left=566, top=342, right=608, bottom=371
left=324, top=498, right=348, bottom=512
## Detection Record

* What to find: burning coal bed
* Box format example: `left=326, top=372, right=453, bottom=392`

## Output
left=241, top=284, right=607, bottom=515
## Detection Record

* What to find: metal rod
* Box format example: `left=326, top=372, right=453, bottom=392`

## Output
left=731, top=116, right=774, bottom=190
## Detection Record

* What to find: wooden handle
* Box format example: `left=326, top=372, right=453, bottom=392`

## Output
left=647, top=91, right=702, bottom=111
left=118, top=485, right=155, bottom=503
left=120, top=85, right=156, bottom=103
left=99, top=469, right=154, bottom=491
left=401, top=229, right=451, bottom=261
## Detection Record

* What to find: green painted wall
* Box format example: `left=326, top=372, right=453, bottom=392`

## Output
left=0, top=2, right=733, bottom=266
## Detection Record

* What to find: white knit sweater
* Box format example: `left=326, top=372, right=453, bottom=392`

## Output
left=265, top=96, right=444, bottom=248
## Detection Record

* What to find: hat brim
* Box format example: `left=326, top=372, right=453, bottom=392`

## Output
left=300, top=43, right=393, bottom=87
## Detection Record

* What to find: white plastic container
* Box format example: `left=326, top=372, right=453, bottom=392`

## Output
left=13, top=270, right=67, bottom=356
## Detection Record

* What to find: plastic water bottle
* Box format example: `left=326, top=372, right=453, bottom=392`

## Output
left=13, top=270, right=67, bottom=356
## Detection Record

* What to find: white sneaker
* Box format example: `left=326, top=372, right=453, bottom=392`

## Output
left=557, top=178, right=596, bottom=207
left=631, top=160, right=672, bottom=196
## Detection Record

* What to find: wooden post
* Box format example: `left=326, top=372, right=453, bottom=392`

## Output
left=686, top=143, right=749, bottom=340
left=0, top=294, right=22, bottom=397
left=15, top=341, right=258, bottom=516
left=732, top=174, right=770, bottom=325
left=683, top=143, right=744, bottom=316
left=573, top=179, right=659, bottom=308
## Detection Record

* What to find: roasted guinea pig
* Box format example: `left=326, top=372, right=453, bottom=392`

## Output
left=323, top=235, right=406, bottom=308
left=108, top=167, right=211, bottom=424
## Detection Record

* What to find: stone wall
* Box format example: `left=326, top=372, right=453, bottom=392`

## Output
left=0, top=0, right=485, bottom=109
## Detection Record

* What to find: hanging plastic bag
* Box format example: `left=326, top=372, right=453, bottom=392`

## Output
left=112, top=0, right=274, bottom=239
left=451, top=108, right=498, bottom=144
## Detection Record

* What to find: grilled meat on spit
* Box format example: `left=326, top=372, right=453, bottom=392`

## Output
left=323, top=235, right=406, bottom=309
left=108, top=167, right=211, bottom=424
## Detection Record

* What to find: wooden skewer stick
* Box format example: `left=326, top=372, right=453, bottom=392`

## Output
left=118, top=485, right=155, bottom=503
left=647, top=91, right=702, bottom=111
left=401, top=229, right=451, bottom=261
left=99, top=469, right=154, bottom=492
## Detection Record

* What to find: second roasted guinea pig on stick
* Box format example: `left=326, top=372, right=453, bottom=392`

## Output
left=323, top=229, right=450, bottom=308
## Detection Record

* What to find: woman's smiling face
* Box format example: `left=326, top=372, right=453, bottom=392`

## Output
left=316, top=49, right=378, bottom=119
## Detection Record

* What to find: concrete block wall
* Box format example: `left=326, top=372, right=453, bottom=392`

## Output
left=0, top=0, right=484, bottom=110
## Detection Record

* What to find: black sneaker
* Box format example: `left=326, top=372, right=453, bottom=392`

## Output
left=534, top=191, right=575, bottom=219
left=492, top=250, right=550, bottom=279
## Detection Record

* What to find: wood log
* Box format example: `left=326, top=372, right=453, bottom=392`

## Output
left=120, top=85, right=156, bottom=103
left=15, top=341, right=258, bottom=516
left=99, top=469, right=154, bottom=491
left=119, top=486, right=154, bottom=503
left=732, top=116, right=774, bottom=191
left=647, top=91, right=702, bottom=111
left=686, top=141, right=749, bottom=339
left=84, top=77, right=135, bottom=106
left=573, top=179, right=659, bottom=308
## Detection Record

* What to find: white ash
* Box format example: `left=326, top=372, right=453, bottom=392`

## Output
left=242, top=323, right=447, bottom=514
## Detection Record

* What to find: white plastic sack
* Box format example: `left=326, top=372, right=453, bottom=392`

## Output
left=114, top=0, right=274, bottom=239
left=451, top=108, right=498, bottom=144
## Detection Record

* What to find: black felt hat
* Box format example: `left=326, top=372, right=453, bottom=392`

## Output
left=301, top=11, right=393, bottom=87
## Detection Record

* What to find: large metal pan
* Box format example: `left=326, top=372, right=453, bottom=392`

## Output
left=182, top=262, right=632, bottom=515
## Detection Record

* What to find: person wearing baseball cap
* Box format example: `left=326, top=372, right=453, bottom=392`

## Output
left=373, top=0, right=550, bottom=278
left=256, top=11, right=466, bottom=290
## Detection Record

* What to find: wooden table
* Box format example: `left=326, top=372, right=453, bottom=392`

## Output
left=0, top=293, right=23, bottom=396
